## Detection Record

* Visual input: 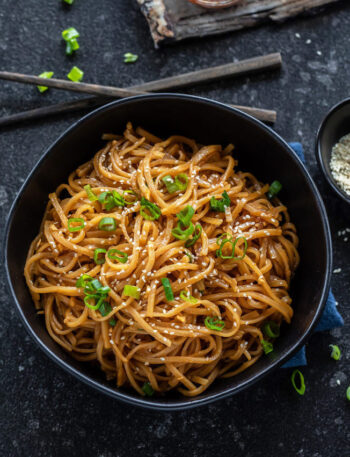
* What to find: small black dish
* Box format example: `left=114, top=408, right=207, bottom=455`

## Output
left=316, top=97, right=350, bottom=205
left=4, top=94, right=332, bottom=410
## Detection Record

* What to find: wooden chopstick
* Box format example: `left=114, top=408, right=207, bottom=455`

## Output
left=0, top=97, right=276, bottom=126
left=0, top=52, right=280, bottom=126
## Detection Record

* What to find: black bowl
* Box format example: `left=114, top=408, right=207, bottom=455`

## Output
left=4, top=94, right=332, bottom=410
left=316, top=97, right=350, bottom=205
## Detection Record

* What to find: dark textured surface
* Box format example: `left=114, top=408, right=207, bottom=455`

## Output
left=0, top=1, right=349, bottom=456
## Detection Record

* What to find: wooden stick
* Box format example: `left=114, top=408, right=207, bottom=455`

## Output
left=0, top=98, right=276, bottom=127
left=0, top=71, right=146, bottom=98
left=0, top=53, right=281, bottom=97
left=129, top=53, right=282, bottom=91
left=0, top=53, right=280, bottom=126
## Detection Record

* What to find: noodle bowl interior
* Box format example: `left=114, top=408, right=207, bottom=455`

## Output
left=25, top=123, right=299, bottom=397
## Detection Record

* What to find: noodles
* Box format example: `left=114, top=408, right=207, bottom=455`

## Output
left=25, top=123, right=299, bottom=397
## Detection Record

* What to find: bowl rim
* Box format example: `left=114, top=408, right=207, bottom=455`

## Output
left=4, top=93, right=332, bottom=411
left=316, top=96, right=350, bottom=205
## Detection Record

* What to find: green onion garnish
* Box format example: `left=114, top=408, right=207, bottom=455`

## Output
left=76, top=274, right=93, bottom=288
left=329, top=344, right=341, bottom=361
left=62, top=27, right=80, bottom=55
left=107, top=249, right=128, bottom=264
left=67, top=217, right=85, bottom=232
left=161, top=278, right=174, bottom=301
left=67, top=66, right=84, bottom=82
left=262, top=321, right=280, bottom=339
left=140, top=197, right=161, bottom=221
left=346, top=386, right=350, bottom=401
left=261, top=339, right=273, bottom=354
left=98, top=217, right=117, bottom=231
left=90, top=278, right=103, bottom=290
left=123, top=190, right=138, bottom=205
left=216, top=236, right=248, bottom=260
left=84, top=184, right=98, bottom=201
left=162, top=175, right=178, bottom=194
left=162, top=174, right=188, bottom=193
left=94, top=248, right=106, bottom=265
left=180, top=290, right=198, bottom=303
left=204, top=316, right=225, bottom=331
left=175, top=174, right=189, bottom=191
left=267, top=180, right=282, bottom=199
left=124, top=52, right=138, bottom=63
left=142, top=382, right=154, bottom=396
left=99, top=301, right=112, bottom=317
left=185, top=224, right=202, bottom=248
left=98, top=191, right=125, bottom=210
left=63, top=0, right=74, bottom=4
left=109, top=318, right=116, bottom=327
left=123, top=285, right=140, bottom=299
left=210, top=191, right=231, bottom=212
left=176, top=206, right=195, bottom=227
left=291, top=369, right=305, bottom=395
left=84, top=294, right=103, bottom=310
left=37, top=71, right=54, bottom=93
left=172, top=222, right=194, bottom=240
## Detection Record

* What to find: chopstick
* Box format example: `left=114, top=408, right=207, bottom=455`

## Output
left=0, top=98, right=276, bottom=126
left=0, top=52, right=281, bottom=126
left=0, top=98, right=276, bottom=125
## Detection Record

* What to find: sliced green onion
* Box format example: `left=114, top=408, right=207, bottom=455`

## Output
left=65, top=38, right=79, bottom=55
left=261, top=339, right=273, bottom=355
left=176, top=206, right=194, bottom=227
left=204, top=316, right=225, bottom=331
left=161, top=278, right=174, bottom=301
left=140, top=197, right=161, bottom=221
left=84, top=184, right=98, bottom=201
left=76, top=274, right=92, bottom=288
left=180, top=290, right=198, bottom=304
left=67, top=66, right=84, bottom=82
left=124, top=52, right=138, bottom=63
left=90, top=278, right=103, bottom=291
left=63, top=0, right=75, bottom=5
left=112, top=191, right=126, bottom=207
left=291, top=369, right=305, bottom=395
left=84, top=294, right=103, bottom=310
left=262, top=321, right=280, bottom=339
left=267, top=180, right=282, bottom=199
left=123, top=190, right=138, bottom=205
left=94, top=248, right=106, bottom=265
left=210, top=191, right=231, bottom=212
left=346, top=386, right=350, bottom=401
left=98, top=191, right=122, bottom=210
left=162, top=175, right=178, bottom=194
left=99, top=301, right=112, bottom=317
left=109, top=318, right=116, bottom=327
left=123, top=285, right=140, bottom=299
left=62, top=27, right=79, bottom=40
left=142, top=382, right=154, bottom=396
left=67, top=217, right=85, bottom=232
left=329, top=344, right=341, bottom=361
left=98, top=217, right=116, bottom=231
left=185, top=224, right=202, bottom=248
left=216, top=236, right=248, bottom=260
left=107, top=249, right=128, bottom=264
left=172, top=222, right=194, bottom=240
left=175, top=174, right=188, bottom=191
left=37, top=71, right=54, bottom=93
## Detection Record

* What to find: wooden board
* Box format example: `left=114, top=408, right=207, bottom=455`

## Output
left=136, top=0, right=342, bottom=47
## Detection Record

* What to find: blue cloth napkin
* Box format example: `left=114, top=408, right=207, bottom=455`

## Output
left=281, top=143, right=344, bottom=368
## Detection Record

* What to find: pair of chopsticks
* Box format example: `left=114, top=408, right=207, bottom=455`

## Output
left=0, top=52, right=281, bottom=127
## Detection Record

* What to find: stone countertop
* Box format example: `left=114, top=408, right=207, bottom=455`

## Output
left=0, top=1, right=349, bottom=456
